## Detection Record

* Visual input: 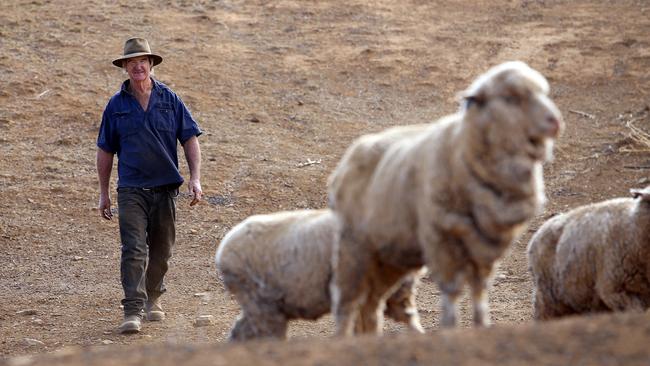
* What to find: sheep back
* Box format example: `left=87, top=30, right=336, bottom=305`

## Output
left=328, top=123, right=430, bottom=227
left=216, top=209, right=336, bottom=319
left=528, top=188, right=650, bottom=319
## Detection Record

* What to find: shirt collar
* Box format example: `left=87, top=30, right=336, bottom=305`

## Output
left=120, top=77, right=160, bottom=95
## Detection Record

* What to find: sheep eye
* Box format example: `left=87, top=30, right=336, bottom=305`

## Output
left=466, top=96, right=486, bottom=109
left=529, top=136, right=542, bottom=147
left=502, top=95, right=521, bottom=105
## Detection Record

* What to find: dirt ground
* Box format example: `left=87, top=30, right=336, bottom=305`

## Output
left=1, top=0, right=650, bottom=364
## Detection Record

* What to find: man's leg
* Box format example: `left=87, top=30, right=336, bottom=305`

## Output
left=145, top=188, right=177, bottom=320
left=117, top=188, right=150, bottom=331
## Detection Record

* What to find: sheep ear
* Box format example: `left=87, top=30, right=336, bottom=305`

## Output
left=630, top=187, right=650, bottom=201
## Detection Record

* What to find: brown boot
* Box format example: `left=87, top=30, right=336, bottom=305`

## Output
left=118, top=315, right=142, bottom=334
left=145, top=298, right=165, bottom=321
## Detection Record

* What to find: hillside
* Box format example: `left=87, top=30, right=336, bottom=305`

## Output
left=1, top=0, right=650, bottom=364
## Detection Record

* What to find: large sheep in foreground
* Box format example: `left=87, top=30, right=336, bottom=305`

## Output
left=215, top=209, right=425, bottom=341
left=328, top=61, right=564, bottom=335
left=527, top=186, right=650, bottom=320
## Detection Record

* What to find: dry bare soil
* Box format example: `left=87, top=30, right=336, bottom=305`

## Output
left=2, top=0, right=650, bottom=364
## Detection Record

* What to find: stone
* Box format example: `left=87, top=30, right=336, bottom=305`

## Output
left=193, top=315, right=214, bottom=327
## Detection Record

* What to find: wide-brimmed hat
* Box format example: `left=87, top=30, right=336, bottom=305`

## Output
left=112, top=37, right=163, bottom=68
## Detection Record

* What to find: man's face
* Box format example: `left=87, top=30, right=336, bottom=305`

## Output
left=124, top=56, right=151, bottom=82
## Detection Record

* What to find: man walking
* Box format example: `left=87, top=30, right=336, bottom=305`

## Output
left=96, top=37, right=203, bottom=334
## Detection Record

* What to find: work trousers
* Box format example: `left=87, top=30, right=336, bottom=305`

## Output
left=117, top=186, right=178, bottom=316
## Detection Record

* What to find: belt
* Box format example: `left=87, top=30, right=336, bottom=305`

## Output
left=141, top=184, right=178, bottom=193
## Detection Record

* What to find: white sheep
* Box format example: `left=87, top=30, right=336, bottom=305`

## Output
left=527, top=186, right=650, bottom=320
left=328, top=61, right=564, bottom=335
left=215, top=208, right=425, bottom=341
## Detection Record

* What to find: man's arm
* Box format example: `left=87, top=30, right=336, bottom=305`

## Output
left=182, top=136, right=202, bottom=206
left=97, top=148, right=114, bottom=220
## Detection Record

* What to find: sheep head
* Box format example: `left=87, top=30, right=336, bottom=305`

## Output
left=631, top=186, right=650, bottom=201
left=459, top=61, right=564, bottom=196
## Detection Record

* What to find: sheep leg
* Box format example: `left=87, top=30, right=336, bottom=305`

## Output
left=332, top=282, right=366, bottom=336
left=405, top=305, right=425, bottom=333
left=532, top=287, right=563, bottom=320
left=439, top=272, right=465, bottom=327
left=417, top=222, right=464, bottom=327
left=530, top=269, right=559, bottom=320
left=384, top=274, right=425, bottom=333
left=468, top=272, right=491, bottom=327
left=257, top=312, right=289, bottom=339
left=354, top=265, right=409, bottom=335
left=331, top=229, right=370, bottom=336
left=354, top=292, right=384, bottom=335
left=229, top=314, right=256, bottom=341
left=228, top=287, right=288, bottom=341
left=229, top=311, right=287, bottom=341
left=532, top=288, right=548, bottom=320
left=531, top=270, right=577, bottom=320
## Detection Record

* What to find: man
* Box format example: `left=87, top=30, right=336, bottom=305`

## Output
left=96, top=37, right=203, bottom=334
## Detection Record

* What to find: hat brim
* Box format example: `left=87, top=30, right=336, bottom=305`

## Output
left=112, top=52, right=163, bottom=68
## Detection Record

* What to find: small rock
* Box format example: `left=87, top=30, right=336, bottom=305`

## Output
left=638, top=177, right=650, bottom=184
left=32, top=318, right=43, bottom=325
left=246, top=112, right=269, bottom=123
left=73, top=256, right=84, bottom=261
left=23, top=338, right=45, bottom=347
left=16, top=309, right=38, bottom=316
left=193, top=315, right=214, bottom=327
left=193, top=292, right=208, bottom=297
left=101, top=339, right=114, bottom=345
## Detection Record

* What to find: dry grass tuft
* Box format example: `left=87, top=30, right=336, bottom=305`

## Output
left=620, top=107, right=650, bottom=153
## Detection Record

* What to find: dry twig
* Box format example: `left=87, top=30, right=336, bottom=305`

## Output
left=297, top=158, right=322, bottom=168
left=569, top=109, right=595, bottom=119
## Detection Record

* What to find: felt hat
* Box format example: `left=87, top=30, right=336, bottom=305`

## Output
left=112, top=37, right=163, bottom=68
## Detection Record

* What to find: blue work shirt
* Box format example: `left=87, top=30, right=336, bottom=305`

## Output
left=97, top=78, right=202, bottom=188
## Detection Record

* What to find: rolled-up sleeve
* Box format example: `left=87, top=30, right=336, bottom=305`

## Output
left=174, top=93, right=202, bottom=144
left=97, top=108, right=116, bottom=153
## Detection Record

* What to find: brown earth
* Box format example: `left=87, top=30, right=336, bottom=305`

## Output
left=1, top=0, right=650, bottom=364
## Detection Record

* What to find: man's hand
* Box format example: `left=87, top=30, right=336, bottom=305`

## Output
left=182, top=136, right=202, bottom=206
left=98, top=193, right=113, bottom=220
left=188, top=178, right=203, bottom=206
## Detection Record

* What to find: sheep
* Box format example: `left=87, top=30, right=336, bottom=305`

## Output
left=215, top=208, right=425, bottom=341
left=327, top=61, right=564, bottom=335
left=527, top=186, right=650, bottom=320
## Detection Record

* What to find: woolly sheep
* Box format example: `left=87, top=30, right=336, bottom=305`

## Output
left=215, top=208, right=425, bottom=341
left=527, top=186, right=650, bottom=320
left=328, top=61, right=564, bottom=335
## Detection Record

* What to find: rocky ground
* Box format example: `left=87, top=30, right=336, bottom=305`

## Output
left=1, top=0, right=650, bottom=364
